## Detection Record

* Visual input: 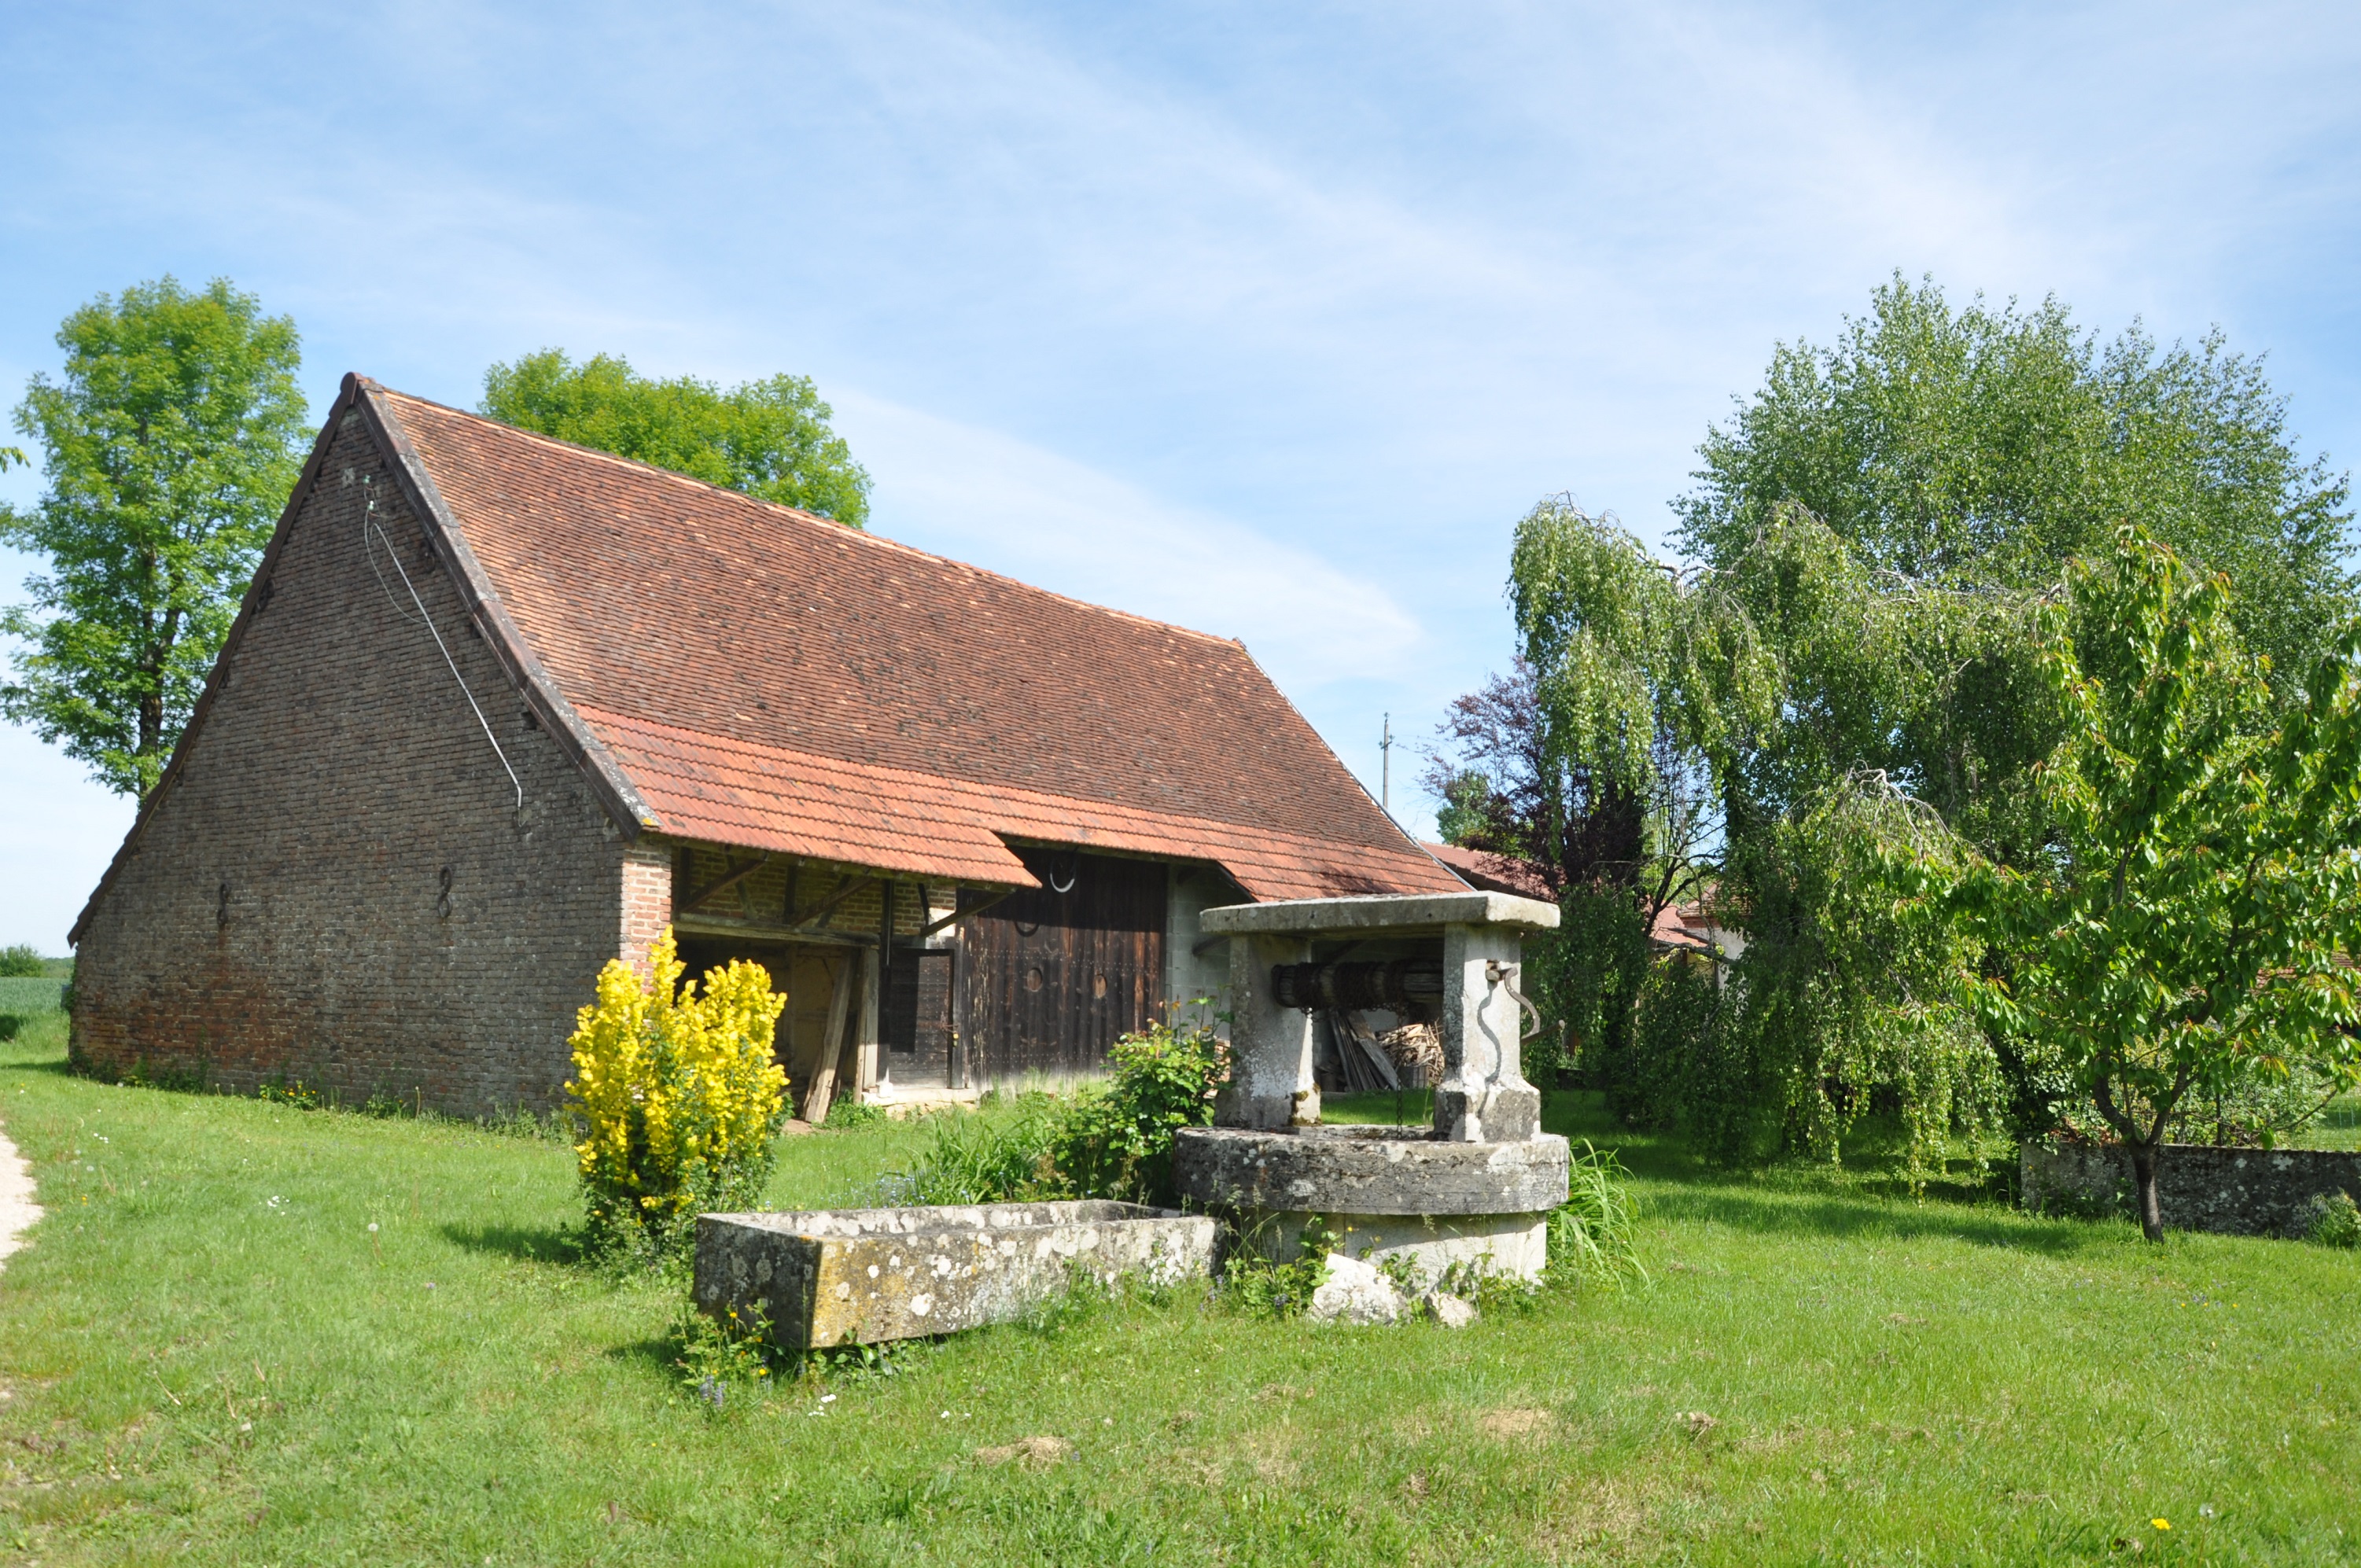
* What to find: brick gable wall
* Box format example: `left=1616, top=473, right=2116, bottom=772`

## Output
left=69, top=408, right=647, bottom=1114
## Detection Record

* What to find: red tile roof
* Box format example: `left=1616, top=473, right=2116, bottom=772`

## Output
left=1421, top=842, right=1556, bottom=903
left=364, top=381, right=1464, bottom=901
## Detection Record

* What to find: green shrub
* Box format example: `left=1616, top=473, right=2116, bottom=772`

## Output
left=257, top=1077, right=323, bottom=1110
left=0, top=1014, right=21, bottom=1042
left=1219, top=1218, right=1336, bottom=1320
left=2298, top=1190, right=2360, bottom=1249
left=886, top=1017, right=1227, bottom=1206
left=886, top=1095, right=1064, bottom=1205
left=0, top=944, right=44, bottom=977
left=822, top=1099, right=886, bottom=1131
left=671, top=1298, right=781, bottom=1404
left=1047, top=1018, right=1226, bottom=1204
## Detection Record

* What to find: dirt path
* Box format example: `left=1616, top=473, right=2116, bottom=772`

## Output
left=0, top=1118, right=37, bottom=1274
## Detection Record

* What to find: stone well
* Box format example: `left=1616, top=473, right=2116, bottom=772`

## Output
left=1172, top=891, right=1570, bottom=1281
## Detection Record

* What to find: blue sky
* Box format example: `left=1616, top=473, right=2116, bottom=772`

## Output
left=3, top=1, right=2358, bottom=951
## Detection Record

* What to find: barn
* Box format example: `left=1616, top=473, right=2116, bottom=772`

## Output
left=66, top=374, right=1466, bottom=1117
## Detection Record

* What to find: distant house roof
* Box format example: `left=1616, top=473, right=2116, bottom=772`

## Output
left=1421, top=842, right=1555, bottom=903
left=1649, top=900, right=1711, bottom=954
left=341, top=378, right=1463, bottom=900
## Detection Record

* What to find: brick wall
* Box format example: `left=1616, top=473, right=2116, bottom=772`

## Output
left=70, top=410, right=635, bottom=1115
left=621, top=842, right=674, bottom=978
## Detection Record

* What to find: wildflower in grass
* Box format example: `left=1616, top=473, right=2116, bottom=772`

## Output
left=2153, top=1519, right=2170, bottom=1530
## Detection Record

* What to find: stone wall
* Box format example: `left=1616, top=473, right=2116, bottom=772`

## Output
left=2023, top=1138, right=2361, bottom=1237
left=70, top=409, right=635, bottom=1115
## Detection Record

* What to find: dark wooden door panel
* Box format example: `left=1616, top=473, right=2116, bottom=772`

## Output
left=883, top=949, right=956, bottom=1086
left=960, top=848, right=1166, bottom=1083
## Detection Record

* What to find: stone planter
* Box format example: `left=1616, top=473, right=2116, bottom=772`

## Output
left=694, top=1200, right=1217, bottom=1348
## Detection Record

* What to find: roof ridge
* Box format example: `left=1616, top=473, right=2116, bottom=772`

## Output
left=361, top=378, right=1247, bottom=651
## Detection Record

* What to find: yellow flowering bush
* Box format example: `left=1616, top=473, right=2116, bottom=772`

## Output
left=565, top=926, right=787, bottom=1250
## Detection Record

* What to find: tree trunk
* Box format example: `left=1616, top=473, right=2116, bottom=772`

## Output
left=2128, top=1139, right=2166, bottom=1242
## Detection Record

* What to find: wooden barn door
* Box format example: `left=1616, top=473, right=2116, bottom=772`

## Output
left=960, top=848, right=1166, bottom=1084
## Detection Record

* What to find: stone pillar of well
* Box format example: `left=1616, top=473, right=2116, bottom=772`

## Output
left=1433, top=920, right=1542, bottom=1143
left=1215, top=931, right=1320, bottom=1130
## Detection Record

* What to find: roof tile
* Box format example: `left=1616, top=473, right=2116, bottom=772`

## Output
left=367, top=385, right=1464, bottom=901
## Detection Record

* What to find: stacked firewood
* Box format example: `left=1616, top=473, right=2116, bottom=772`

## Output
left=1379, top=1021, right=1444, bottom=1088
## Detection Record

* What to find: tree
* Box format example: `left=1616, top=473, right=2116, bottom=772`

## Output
left=1494, top=497, right=2012, bottom=1170
left=1483, top=279, right=2355, bottom=1176
left=481, top=351, right=871, bottom=527
left=1428, top=502, right=1726, bottom=1108
left=1680, top=272, right=2354, bottom=685
left=1, top=278, right=308, bottom=797
left=1925, top=530, right=2361, bottom=1240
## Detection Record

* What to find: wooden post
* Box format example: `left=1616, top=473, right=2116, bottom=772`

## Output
left=799, top=951, right=858, bottom=1124
left=855, top=944, right=882, bottom=1097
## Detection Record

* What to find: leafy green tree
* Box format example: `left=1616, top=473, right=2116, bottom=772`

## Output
left=1, top=278, right=308, bottom=797
left=1681, top=273, right=2354, bottom=683
left=1427, top=522, right=1725, bottom=1110
left=1504, top=499, right=2014, bottom=1172
left=1493, top=280, right=2354, bottom=1175
left=1923, top=530, right=2361, bottom=1240
left=481, top=351, right=871, bottom=526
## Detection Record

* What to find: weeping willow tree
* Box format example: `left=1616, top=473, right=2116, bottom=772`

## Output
left=1509, top=499, right=2028, bottom=1176
left=1482, top=276, right=2355, bottom=1180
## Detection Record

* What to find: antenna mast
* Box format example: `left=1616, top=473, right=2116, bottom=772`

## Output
left=1380, top=712, right=1393, bottom=813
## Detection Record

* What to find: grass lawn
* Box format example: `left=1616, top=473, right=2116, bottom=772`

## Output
left=2, top=1012, right=2356, bottom=1566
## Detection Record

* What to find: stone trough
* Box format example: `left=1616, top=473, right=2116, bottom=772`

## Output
left=694, top=1200, right=1217, bottom=1348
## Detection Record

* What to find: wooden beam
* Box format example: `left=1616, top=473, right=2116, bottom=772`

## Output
left=856, top=944, right=881, bottom=1094
left=787, top=874, right=866, bottom=931
left=798, top=951, right=860, bottom=1124
left=679, top=852, right=768, bottom=913
left=914, top=885, right=1016, bottom=940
